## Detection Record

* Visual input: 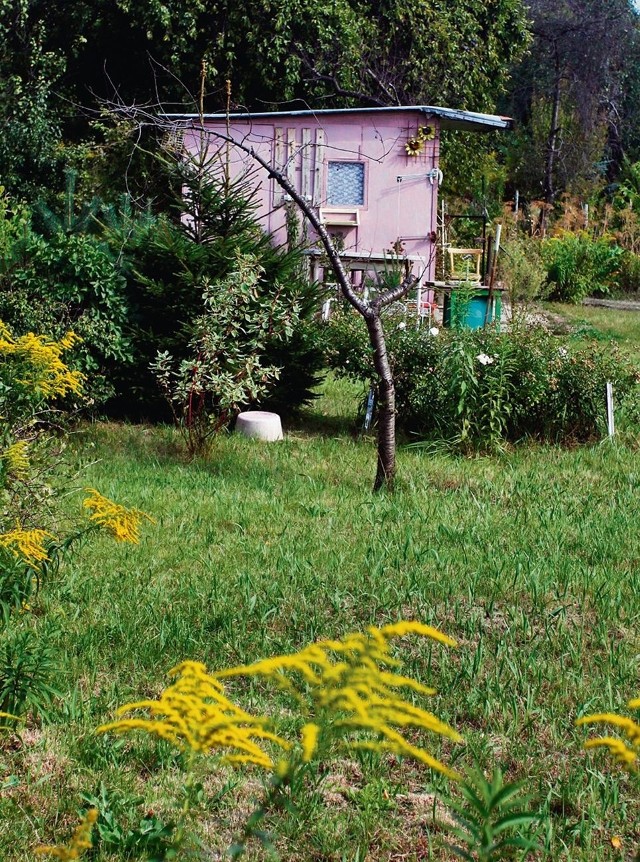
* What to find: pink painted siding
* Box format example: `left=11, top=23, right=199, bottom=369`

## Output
left=183, top=109, right=441, bottom=282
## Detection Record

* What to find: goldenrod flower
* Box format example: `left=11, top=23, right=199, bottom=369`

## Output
left=378, top=620, right=457, bottom=646
left=0, top=526, right=53, bottom=567
left=584, top=737, right=637, bottom=769
left=300, top=722, right=320, bottom=762
left=35, top=808, right=98, bottom=860
left=216, top=621, right=462, bottom=779
left=0, top=323, right=83, bottom=399
left=97, top=661, right=288, bottom=769
left=2, top=440, right=29, bottom=479
left=82, top=489, right=154, bottom=543
left=577, top=700, right=640, bottom=772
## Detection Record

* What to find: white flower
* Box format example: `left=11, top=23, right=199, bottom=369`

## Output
left=397, top=321, right=407, bottom=330
left=476, top=353, right=495, bottom=365
left=558, top=347, right=568, bottom=358
left=429, top=326, right=439, bottom=336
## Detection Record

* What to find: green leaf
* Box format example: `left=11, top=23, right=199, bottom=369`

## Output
left=492, top=812, right=539, bottom=836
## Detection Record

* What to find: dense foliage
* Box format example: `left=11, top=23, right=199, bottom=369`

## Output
left=151, top=253, right=301, bottom=455
left=0, top=158, right=324, bottom=418
left=0, top=191, right=132, bottom=404
left=322, top=308, right=638, bottom=448
left=0, top=0, right=526, bottom=204
left=105, top=148, right=325, bottom=418
left=543, top=232, right=624, bottom=302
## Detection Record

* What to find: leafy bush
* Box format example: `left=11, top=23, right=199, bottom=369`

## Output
left=150, top=253, right=300, bottom=456
left=440, top=768, right=541, bottom=861
left=499, top=235, right=548, bottom=311
left=542, top=230, right=623, bottom=302
left=80, top=784, right=175, bottom=859
left=617, top=250, right=640, bottom=294
left=108, top=152, right=325, bottom=418
left=0, top=628, right=60, bottom=719
left=321, top=309, right=637, bottom=448
left=0, top=192, right=132, bottom=405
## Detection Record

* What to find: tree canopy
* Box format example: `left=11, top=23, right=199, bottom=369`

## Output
left=0, top=0, right=531, bottom=199
left=1, top=0, right=640, bottom=210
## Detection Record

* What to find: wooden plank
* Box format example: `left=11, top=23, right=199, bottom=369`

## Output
left=301, top=128, right=311, bottom=201
left=287, top=127, right=297, bottom=187
left=273, top=127, right=284, bottom=206
left=313, top=128, right=325, bottom=206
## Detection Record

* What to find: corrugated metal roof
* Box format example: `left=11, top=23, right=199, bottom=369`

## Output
left=166, top=105, right=513, bottom=133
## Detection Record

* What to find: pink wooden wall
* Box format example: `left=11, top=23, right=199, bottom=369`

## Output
left=184, top=109, right=441, bottom=283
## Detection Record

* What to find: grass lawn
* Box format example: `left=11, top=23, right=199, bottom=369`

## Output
left=1, top=377, right=639, bottom=859
left=545, top=301, right=640, bottom=363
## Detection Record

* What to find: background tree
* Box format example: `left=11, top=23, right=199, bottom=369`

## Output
left=503, top=0, right=638, bottom=224
left=102, top=132, right=326, bottom=420
left=0, top=0, right=66, bottom=198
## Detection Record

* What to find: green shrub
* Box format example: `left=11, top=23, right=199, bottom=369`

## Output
left=108, top=155, right=325, bottom=418
left=0, top=192, right=133, bottom=405
left=542, top=231, right=623, bottom=303
left=499, top=235, right=548, bottom=311
left=617, top=250, right=640, bottom=294
left=440, top=767, right=542, bottom=860
left=0, top=627, right=60, bottom=719
left=321, top=309, right=637, bottom=448
left=150, top=253, right=300, bottom=456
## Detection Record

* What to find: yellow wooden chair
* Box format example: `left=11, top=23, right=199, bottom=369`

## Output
left=447, top=248, right=483, bottom=283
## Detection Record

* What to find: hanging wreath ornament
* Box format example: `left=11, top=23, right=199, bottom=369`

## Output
left=405, top=124, right=436, bottom=157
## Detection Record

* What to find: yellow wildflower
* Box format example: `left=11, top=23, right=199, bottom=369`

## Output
left=97, top=661, right=288, bottom=769
left=583, top=738, right=637, bottom=769
left=378, top=620, right=457, bottom=647
left=0, top=323, right=83, bottom=399
left=2, top=440, right=29, bottom=479
left=0, top=526, right=53, bottom=567
left=35, top=808, right=98, bottom=860
left=577, top=699, right=640, bottom=772
left=58, top=332, right=81, bottom=352
left=300, top=722, right=320, bottom=762
left=216, top=621, right=462, bottom=779
left=82, top=488, right=154, bottom=543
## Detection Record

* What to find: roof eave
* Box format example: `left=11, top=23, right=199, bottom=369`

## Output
left=165, top=105, right=513, bottom=133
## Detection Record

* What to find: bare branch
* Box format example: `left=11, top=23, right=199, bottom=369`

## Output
left=297, top=51, right=389, bottom=108
left=364, top=67, right=401, bottom=107
left=189, top=121, right=371, bottom=318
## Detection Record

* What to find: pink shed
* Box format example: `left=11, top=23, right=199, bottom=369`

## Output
left=176, top=106, right=512, bottom=291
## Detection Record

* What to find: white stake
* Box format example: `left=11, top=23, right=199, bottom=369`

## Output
left=606, top=382, right=615, bottom=437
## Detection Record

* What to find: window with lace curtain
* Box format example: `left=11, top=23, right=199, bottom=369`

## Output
left=327, top=161, right=365, bottom=206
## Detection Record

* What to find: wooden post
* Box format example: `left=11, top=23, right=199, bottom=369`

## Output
left=485, top=224, right=502, bottom=326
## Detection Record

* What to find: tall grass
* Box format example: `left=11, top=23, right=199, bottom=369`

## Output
left=1, top=378, right=639, bottom=860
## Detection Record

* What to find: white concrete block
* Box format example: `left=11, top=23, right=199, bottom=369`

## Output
left=235, top=411, right=283, bottom=442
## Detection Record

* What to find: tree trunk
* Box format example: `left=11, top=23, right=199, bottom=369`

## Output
left=366, top=313, right=396, bottom=491
left=183, top=125, right=414, bottom=492
left=540, top=48, right=562, bottom=235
